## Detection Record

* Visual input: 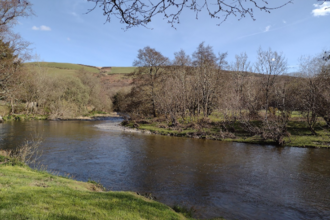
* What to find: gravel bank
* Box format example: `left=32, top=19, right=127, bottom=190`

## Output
left=95, top=122, right=151, bottom=134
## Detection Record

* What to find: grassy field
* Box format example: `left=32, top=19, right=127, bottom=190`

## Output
left=0, top=154, right=207, bottom=220
left=25, top=62, right=100, bottom=74
left=24, top=62, right=137, bottom=75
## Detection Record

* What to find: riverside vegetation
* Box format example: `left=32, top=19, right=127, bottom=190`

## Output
left=0, top=61, right=134, bottom=120
left=114, top=45, right=330, bottom=148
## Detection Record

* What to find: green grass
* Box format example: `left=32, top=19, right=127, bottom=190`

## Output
left=2, top=114, right=48, bottom=121
left=291, top=111, right=303, bottom=118
left=25, top=62, right=100, bottom=74
left=0, top=159, right=194, bottom=220
left=24, top=62, right=137, bottom=76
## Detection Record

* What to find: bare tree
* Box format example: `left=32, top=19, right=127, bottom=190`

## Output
left=315, top=63, right=330, bottom=128
left=297, top=55, right=327, bottom=135
left=192, top=42, right=221, bottom=117
left=297, top=53, right=330, bottom=131
left=0, top=0, right=32, bottom=32
left=0, top=0, right=33, bottom=58
left=255, top=48, right=287, bottom=121
left=88, top=0, right=292, bottom=29
left=240, top=48, right=289, bottom=145
left=133, top=46, right=169, bottom=117
left=230, top=52, right=251, bottom=116
left=171, top=49, right=191, bottom=119
left=323, top=51, right=330, bottom=61
left=0, top=0, right=33, bottom=106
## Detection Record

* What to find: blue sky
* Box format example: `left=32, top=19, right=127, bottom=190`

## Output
left=13, top=0, right=330, bottom=71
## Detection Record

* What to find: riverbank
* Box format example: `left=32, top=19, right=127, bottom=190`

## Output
left=1, top=112, right=123, bottom=122
left=55, top=112, right=123, bottom=121
left=120, top=119, right=330, bottom=148
left=0, top=153, right=218, bottom=220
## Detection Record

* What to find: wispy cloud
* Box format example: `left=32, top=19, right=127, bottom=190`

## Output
left=264, top=25, right=271, bottom=32
left=32, top=25, right=51, bottom=31
left=67, top=37, right=71, bottom=41
left=70, top=11, right=84, bottom=22
left=283, top=20, right=287, bottom=24
left=312, top=2, right=330, bottom=16
left=237, top=17, right=310, bottom=40
left=40, top=25, right=51, bottom=31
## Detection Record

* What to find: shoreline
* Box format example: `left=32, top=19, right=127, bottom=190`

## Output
left=117, top=121, right=330, bottom=149
left=95, top=121, right=152, bottom=134
left=1, top=112, right=126, bottom=122
left=56, top=113, right=123, bottom=121
left=0, top=153, right=199, bottom=220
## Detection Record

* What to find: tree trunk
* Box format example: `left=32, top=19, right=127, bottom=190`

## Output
left=323, top=116, right=330, bottom=128
left=11, top=98, right=14, bottom=114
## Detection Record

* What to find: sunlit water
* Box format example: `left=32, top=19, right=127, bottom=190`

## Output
left=1, top=119, right=330, bottom=220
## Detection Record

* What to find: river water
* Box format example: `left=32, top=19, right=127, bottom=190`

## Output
left=1, top=119, right=330, bottom=220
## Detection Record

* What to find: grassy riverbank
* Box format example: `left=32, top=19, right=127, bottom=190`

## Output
left=2, top=114, right=48, bottom=121
left=0, top=155, right=219, bottom=220
left=123, top=119, right=330, bottom=148
left=0, top=112, right=122, bottom=122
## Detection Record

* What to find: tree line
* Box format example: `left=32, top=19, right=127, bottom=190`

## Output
left=115, top=43, right=330, bottom=145
left=0, top=0, right=113, bottom=118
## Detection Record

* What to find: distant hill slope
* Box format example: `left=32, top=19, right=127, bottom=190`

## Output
left=109, top=67, right=136, bottom=74
left=25, top=62, right=136, bottom=75
left=24, top=62, right=134, bottom=95
left=25, top=62, right=100, bottom=74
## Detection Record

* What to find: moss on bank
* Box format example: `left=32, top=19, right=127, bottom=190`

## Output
left=1, top=112, right=119, bottom=122
left=124, top=120, right=330, bottom=148
left=2, top=114, right=48, bottom=121
left=0, top=155, right=200, bottom=220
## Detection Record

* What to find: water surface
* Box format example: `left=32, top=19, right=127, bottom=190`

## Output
left=1, top=119, right=330, bottom=220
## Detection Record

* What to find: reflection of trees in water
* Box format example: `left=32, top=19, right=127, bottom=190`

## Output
left=294, top=148, right=330, bottom=215
left=129, top=137, right=247, bottom=212
left=0, top=122, right=33, bottom=150
left=135, top=140, right=330, bottom=219
left=0, top=121, right=101, bottom=151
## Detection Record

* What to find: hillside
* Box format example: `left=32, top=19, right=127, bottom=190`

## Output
left=25, top=62, right=136, bottom=75
left=24, top=62, right=134, bottom=94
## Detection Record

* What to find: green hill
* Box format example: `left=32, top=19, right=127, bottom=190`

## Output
left=25, top=62, right=100, bottom=74
left=24, top=62, right=136, bottom=75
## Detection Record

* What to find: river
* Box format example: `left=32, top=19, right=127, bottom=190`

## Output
left=1, top=119, right=330, bottom=220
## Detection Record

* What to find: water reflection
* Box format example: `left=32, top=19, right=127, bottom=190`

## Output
left=0, top=120, right=330, bottom=220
